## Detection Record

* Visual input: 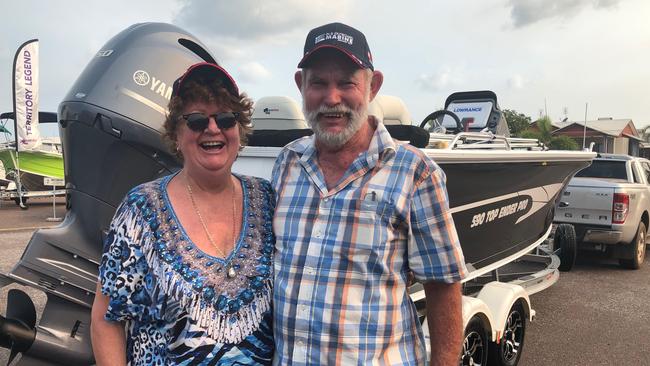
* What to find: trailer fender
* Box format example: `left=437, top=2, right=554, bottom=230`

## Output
left=475, top=282, right=533, bottom=336
left=462, top=295, right=496, bottom=341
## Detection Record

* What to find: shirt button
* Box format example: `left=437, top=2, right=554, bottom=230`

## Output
left=323, top=197, right=329, bottom=202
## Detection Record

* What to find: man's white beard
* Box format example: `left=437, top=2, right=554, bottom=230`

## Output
left=304, top=103, right=368, bottom=150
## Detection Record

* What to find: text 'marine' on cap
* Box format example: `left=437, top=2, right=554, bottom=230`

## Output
left=298, top=22, right=373, bottom=71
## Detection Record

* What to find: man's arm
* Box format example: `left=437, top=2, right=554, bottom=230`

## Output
left=423, top=280, right=463, bottom=366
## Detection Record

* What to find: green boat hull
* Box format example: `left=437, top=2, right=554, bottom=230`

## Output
left=0, top=149, right=64, bottom=190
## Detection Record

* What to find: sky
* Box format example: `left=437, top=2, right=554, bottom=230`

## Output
left=1, top=0, right=649, bottom=137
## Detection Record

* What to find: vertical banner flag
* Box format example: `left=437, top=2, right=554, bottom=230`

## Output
left=13, top=39, right=41, bottom=151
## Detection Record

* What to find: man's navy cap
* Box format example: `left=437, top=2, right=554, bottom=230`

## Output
left=172, top=62, right=239, bottom=98
left=298, top=22, right=374, bottom=70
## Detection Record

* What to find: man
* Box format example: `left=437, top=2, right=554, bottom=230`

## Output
left=271, top=22, right=467, bottom=365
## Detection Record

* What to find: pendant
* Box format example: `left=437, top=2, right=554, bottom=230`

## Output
left=227, top=266, right=237, bottom=278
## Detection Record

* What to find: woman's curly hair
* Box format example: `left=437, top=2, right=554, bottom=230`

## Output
left=163, top=78, right=253, bottom=159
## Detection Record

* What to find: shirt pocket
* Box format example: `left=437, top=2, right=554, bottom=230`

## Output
left=334, top=198, right=395, bottom=271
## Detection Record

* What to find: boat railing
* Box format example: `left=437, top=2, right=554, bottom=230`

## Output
left=428, top=131, right=546, bottom=151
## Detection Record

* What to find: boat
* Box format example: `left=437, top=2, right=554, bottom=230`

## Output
left=0, top=112, right=64, bottom=192
left=237, top=90, right=595, bottom=280
left=0, top=23, right=594, bottom=364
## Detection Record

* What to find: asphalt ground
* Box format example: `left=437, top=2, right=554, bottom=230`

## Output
left=0, top=200, right=648, bottom=365
left=0, top=196, right=66, bottom=230
left=0, top=197, right=64, bottom=365
left=520, top=249, right=650, bottom=365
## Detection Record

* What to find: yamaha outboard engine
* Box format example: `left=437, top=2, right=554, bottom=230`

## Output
left=0, top=23, right=215, bottom=364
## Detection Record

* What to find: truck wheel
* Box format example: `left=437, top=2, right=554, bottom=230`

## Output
left=489, top=302, right=526, bottom=366
left=554, top=224, right=577, bottom=272
left=459, top=316, right=488, bottom=366
left=619, top=222, right=646, bottom=270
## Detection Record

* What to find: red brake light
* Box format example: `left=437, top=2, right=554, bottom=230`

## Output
left=612, top=193, right=629, bottom=224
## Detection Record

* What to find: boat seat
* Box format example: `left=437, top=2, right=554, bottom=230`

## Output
left=248, top=129, right=313, bottom=147
left=369, top=95, right=412, bottom=125
left=251, top=96, right=308, bottom=130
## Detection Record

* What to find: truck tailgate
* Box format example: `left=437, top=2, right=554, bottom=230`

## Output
left=555, top=179, right=614, bottom=226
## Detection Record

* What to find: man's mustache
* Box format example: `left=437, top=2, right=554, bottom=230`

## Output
left=307, top=105, right=354, bottom=120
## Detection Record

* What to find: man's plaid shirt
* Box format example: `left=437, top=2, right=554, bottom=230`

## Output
left=271, top=121, right=467, bottom=365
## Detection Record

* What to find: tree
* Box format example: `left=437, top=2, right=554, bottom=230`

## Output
left=521, top=116, right=579, bottom=150
left=640, top=125, right=650, bottom=143
left=531, top=116, right=554, bottom=146
left=503, top=109, right=532, bottom=137
left=549, top=135, right=580, bottom=150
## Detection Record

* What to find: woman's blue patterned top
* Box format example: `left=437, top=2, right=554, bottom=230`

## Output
left=99, top=173, right=275, bottom=365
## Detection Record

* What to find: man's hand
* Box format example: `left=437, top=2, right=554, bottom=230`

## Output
left=423, top=281, right=463, bottom=366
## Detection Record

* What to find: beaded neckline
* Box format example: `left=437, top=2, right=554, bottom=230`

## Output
left=160, top=172, right=248, bottom=264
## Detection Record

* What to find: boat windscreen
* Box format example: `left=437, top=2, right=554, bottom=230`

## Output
left=575, top=160, right=627, bottom=179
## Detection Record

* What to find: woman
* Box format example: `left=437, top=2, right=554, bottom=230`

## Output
left=90, top=62, right=274, bottom=365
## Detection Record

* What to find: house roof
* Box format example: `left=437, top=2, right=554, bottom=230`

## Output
left=553, top=118, right=642, bottom=141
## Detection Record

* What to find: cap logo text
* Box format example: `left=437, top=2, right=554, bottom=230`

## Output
left=315, top=32, right=354, bottom=45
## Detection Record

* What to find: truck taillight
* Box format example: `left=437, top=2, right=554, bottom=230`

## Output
left=612, top=193, right=629, bottom=224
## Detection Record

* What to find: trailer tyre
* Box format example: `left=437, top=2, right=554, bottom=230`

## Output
left=619, top=221, right=646, bottom=270
left=459, top=316, right=488, bottom=366
left=554, top=224, right=576, bottom=272
left=488, top=302, right=526, bottom=366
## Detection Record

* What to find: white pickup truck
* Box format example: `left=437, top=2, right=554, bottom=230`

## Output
left=554, top=153, right=650, bottom=269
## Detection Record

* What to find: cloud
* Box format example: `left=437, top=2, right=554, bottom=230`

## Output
left=508, top=74, right=526, bottom=89
left=415, top=68, right=463, bottom=92
left=508, top=0, right=622, bottom=27
left=236, top=62, right=272, bottom=83
left=174, top=0, right=347, bottom=40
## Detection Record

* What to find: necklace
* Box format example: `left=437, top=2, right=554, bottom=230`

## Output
left=186, top=174, right=238, bottom=278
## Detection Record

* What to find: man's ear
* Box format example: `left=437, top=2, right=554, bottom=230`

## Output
left=369, top=70, right=383, bottom=102
left=294, top=70, right=303, bottom=91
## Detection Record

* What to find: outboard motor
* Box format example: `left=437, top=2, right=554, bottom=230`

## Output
left=0, top=23, right=215, bottom=364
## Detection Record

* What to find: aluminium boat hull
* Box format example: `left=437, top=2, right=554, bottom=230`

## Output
left=430, top=150, right=593, bottom=279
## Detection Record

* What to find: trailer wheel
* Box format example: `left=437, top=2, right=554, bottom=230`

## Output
left=619, top=221, right=646, bottom=270
left=554, top=224, right=576, bottom=272
left=489, top=302, right=526, bottom=366
left=459, top=316, right=488, bottom=366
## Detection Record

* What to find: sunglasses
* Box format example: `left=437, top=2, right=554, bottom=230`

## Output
left=181, top=112, right=240, bottom=132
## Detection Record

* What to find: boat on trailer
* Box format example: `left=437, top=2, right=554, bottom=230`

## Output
left=237, top=90, right=594, bottom=281
left=0, top=23, right=593, bottom=365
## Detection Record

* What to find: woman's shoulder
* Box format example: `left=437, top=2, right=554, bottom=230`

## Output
left=118, top=175, right=172, bottom=211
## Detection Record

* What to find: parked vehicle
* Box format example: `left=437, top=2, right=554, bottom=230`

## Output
left=554, top=153, right=650, bottom=269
